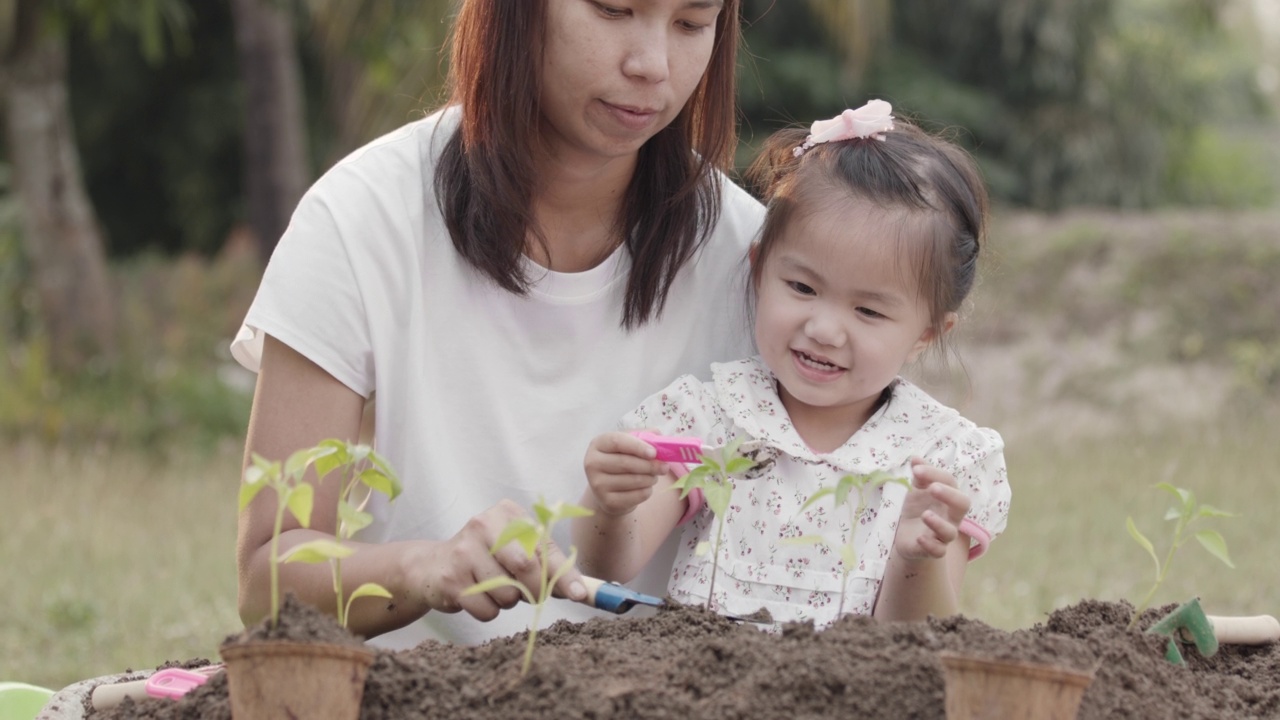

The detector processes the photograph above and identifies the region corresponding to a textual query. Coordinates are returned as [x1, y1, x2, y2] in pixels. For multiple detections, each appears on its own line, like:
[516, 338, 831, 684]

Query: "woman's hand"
[405, 499, 588, 622]
[895, 457, 971, 561]
[583, 431, 670, 516]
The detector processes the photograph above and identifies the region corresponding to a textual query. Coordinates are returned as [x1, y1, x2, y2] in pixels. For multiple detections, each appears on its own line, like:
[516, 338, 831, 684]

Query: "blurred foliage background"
[0, 0, 1275, 452]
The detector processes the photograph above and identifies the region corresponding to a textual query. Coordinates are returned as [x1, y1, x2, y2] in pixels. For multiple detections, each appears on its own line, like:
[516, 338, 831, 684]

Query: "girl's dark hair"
[435, 0, 742, 329]
[745, 114, 988, 344]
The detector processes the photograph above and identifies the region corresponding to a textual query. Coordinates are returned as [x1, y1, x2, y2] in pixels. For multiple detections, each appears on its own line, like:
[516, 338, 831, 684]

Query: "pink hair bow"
[792, 100, 895, 157]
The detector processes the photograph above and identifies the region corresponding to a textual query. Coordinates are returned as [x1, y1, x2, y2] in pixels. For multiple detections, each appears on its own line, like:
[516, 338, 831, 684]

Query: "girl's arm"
[872, 459, 972, 621]
[239, 335, 585, 638]
[573, 432, 687, 582]
[873, 531, 969, 621]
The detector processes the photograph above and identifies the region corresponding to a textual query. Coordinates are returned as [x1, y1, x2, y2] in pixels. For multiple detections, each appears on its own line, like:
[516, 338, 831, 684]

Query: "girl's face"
[753, 199, 952, 438]
[539, 0, 722, 165]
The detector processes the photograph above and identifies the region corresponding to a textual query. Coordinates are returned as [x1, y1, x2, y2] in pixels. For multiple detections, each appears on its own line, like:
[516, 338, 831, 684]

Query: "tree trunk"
[230, 0, 309, 263]
[2, 0, 117, 373]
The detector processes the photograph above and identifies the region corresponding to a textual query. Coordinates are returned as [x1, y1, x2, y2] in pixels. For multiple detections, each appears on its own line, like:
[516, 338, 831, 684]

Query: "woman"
[231, 0, 763, 649]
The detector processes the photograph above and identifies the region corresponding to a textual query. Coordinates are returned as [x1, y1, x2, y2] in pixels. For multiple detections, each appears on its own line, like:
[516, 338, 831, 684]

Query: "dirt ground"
[83, 594, 1280, 720]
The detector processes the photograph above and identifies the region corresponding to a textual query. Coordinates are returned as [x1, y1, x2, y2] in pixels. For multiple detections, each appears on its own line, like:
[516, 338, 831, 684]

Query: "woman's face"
[539, 0, 722, 165]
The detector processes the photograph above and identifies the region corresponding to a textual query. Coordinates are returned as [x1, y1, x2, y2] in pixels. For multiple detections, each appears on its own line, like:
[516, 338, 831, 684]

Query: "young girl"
[573, 100, 1010, 627]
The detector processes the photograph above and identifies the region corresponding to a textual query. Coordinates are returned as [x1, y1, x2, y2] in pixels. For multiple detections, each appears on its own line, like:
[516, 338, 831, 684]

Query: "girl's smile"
[791, 349, 846, 381]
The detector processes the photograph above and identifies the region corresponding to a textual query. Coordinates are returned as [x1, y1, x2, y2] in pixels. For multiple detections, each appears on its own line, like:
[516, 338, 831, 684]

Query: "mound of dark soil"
[92, 598, 1280, 720]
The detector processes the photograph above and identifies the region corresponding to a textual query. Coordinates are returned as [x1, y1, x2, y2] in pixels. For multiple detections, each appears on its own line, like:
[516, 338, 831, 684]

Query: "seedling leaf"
[243, 464, 266, 486]
[1126, 483, 1236, 631]
[242, 439, 403, 630]
[463, 576, 535, 604]
[359, 467, 400, 500]
[349, 583, 392, 602]
[1156, 482, 1193, 513]
[314, 450, 344, 480]
[285, 483, 314, 527]
[838, 545, 857, 569]
[283, 538, 353, 564]
[238, 479, 265, 511]
[1194, 530, 1235, 568]
[793, 472, 908, 617]
[800, 487, 835, 512]
[1126, 516, 1159, 572]
[465, 498, 593, 676]
[492, 518, 540, 557]
[555, 503, 595, 520]
[344, 582, 394, 624]
[702, 482, 732, 515]
[285, 445, 336, 480]
[338, 502, 373, 535]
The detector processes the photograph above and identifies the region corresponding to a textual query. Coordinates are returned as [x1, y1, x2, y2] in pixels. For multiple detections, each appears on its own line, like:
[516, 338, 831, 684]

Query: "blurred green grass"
[961, 421, 1280, 630]
[1, 442, 241, 690]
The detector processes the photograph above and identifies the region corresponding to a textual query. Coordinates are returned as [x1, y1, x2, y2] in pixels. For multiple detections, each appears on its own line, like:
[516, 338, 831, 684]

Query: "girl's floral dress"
[621, 356, 1010, 628]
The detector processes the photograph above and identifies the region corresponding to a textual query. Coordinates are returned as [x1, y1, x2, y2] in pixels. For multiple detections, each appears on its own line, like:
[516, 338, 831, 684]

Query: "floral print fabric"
[620, 356, 1010, 628]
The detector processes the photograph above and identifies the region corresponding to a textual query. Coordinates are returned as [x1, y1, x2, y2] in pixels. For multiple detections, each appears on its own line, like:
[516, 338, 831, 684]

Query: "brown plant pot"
[939, 651, 1095, 720]
[220, 640, 374, 720]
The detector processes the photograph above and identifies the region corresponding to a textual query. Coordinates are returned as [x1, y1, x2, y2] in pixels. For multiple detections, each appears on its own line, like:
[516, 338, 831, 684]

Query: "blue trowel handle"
[580, 575, 665, 614]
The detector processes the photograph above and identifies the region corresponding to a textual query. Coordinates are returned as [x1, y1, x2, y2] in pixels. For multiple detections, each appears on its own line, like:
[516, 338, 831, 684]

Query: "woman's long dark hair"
[435, 0, 742, 329]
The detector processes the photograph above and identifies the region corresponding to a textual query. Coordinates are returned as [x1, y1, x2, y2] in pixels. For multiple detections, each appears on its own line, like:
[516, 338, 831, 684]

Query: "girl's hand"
[895, 457, 971, 561]
[583, 431, 670, 516]
[404, 500, 586, 621]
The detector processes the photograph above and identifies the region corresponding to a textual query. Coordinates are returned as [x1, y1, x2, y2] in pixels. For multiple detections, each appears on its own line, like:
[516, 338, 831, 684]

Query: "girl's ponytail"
[744, 128, 810, 203]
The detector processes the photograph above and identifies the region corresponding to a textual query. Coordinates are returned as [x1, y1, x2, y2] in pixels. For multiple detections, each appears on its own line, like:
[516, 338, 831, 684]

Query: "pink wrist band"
[670, 462, 704, 526]
[958, 518, 991, 560]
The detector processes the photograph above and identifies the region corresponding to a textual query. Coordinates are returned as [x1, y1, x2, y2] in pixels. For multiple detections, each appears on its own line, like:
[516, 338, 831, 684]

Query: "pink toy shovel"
[90, 664, 222, 710]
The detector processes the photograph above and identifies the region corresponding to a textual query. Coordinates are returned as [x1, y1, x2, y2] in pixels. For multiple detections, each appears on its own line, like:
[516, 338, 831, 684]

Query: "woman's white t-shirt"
[230, 107, 766, 648]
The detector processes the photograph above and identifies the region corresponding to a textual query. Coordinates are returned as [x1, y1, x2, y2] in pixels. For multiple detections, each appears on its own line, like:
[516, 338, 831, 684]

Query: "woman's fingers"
[432, 499, 592, 621]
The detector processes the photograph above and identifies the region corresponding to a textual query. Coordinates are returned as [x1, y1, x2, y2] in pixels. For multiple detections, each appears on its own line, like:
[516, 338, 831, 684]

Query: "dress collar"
[711, 356, 950, 474]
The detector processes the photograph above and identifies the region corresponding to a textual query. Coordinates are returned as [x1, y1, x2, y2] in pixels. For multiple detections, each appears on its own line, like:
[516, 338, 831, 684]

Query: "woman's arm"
[239, 335, 586, 638]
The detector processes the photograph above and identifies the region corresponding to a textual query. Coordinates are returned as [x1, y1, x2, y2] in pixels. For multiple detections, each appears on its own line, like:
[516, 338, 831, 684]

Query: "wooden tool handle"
[1207, 615, 1280, 645]
[90, 678, 148, 710]
[578, 575, 604, 606]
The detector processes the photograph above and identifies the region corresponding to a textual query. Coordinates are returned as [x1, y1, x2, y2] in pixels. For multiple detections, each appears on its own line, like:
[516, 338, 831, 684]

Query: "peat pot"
[219, 641, 374, 720]
[939, 651, 1095, 720]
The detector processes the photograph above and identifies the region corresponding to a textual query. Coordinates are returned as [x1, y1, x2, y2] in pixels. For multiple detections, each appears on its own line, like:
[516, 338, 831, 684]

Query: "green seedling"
[463, 497, 594, 676]
[670, 437, 758, 611]
[1125, 482, 1235, 630]
[238, 440, 402, 629]
[787, 471, 909, 616]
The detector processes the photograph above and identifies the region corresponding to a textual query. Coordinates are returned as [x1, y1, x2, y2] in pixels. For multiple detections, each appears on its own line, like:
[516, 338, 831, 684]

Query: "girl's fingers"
[921, 509, 958, 543]
[588, 452, 669, 479]
[927, 483, 972, 519]
[594, 430, 658, 459]
[910, 459, 958, 489]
